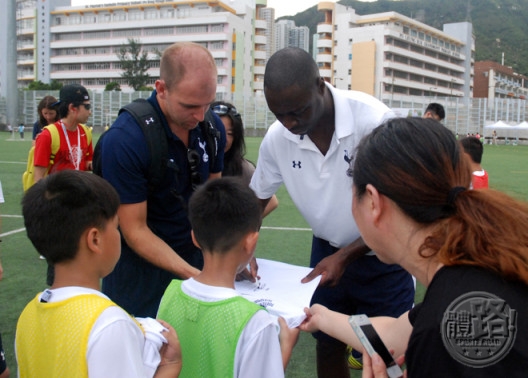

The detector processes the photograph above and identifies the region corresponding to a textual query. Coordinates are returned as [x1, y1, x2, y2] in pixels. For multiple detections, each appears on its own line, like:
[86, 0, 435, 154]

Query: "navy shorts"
[310, 236, 415, 344]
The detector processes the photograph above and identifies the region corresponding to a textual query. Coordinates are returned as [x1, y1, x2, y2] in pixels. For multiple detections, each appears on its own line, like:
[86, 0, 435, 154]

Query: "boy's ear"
[243, 231, 259, 255]
[85, 227, 103, 255]
[191, 230, 201, 249]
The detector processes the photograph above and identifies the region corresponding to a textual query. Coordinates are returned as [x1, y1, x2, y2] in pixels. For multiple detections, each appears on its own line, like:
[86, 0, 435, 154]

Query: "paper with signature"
[234, 258, 321, 328]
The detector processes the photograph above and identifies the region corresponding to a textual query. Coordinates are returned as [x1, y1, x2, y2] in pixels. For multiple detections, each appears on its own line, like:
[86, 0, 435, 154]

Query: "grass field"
[1, 133, 528, 377]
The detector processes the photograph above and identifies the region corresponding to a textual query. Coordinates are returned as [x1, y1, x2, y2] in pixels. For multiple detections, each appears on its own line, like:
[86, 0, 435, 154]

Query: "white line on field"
[261, 226, 311, 231]
[0, 227, 26, 238]
[0, 225, 311, 238]
[0, 161, 26, 164]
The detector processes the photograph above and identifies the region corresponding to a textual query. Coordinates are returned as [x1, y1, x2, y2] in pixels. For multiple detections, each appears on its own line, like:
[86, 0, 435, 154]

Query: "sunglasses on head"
[212, 104, 239, 117]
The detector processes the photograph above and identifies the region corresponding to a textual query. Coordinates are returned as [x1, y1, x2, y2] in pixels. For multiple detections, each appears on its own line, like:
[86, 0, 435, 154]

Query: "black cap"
[52, 84, 90, 106]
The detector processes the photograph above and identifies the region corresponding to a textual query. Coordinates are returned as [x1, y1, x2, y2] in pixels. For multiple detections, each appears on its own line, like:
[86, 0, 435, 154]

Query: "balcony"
[254, 35, 267, 45]
[317, 39, 333, 49]
[254, 19, 267, 30]
[317, 23, 333, 34]
[316, 54, 333, 64]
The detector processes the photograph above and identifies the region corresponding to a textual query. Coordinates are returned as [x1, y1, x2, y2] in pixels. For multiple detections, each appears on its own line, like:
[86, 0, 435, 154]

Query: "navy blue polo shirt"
[101, 91, 225, 250]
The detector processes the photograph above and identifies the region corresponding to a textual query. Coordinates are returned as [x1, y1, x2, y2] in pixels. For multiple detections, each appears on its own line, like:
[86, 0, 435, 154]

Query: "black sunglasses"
[79, 103, 91, 111]
[212, 104, 239, 117]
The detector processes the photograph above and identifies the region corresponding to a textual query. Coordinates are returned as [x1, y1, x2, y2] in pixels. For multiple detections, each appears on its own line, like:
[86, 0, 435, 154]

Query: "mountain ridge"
[279, 0, 528, 76]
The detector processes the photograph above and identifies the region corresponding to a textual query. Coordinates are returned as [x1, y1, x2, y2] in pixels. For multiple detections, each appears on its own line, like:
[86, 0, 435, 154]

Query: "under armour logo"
[145, 117, 155, 125]
[292, 161, 302, 169]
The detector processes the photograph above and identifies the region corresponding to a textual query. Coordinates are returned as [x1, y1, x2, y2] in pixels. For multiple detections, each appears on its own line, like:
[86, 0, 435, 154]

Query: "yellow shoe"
[346, 345, 363, 370]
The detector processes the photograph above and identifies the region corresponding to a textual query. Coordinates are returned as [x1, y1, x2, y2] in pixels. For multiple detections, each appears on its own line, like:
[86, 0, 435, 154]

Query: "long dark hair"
[353, 117, 528, 285]
[212, 101, 246, 177]
[38, 95, 59, 127]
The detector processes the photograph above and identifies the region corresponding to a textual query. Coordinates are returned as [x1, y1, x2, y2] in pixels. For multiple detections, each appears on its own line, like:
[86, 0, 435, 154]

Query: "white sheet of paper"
[235, 258, 321, 328]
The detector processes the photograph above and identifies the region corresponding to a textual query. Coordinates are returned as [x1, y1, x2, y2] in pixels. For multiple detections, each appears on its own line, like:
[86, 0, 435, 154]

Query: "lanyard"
[60, 121, 81, 170]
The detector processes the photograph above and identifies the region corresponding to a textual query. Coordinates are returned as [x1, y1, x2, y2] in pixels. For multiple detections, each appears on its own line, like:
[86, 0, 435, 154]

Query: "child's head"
[37, 95, 59, 127]
[188, 177, 261, 254]
[22, 170, 120, 264]
[424, 102, 445, 121]
[459, 136, 484, 164]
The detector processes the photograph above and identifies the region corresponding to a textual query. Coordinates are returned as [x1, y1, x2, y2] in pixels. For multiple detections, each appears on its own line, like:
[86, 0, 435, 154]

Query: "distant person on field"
[211, 101, 278, 217]
[18, 124, 25, 139]
[17, 170, 182, 378]
[460, 136, 488, 189]
[492, 129, 498, 145]
[157, 177, 299, 377]
[423, 102, 445, 121]
[32, 96, 59, 145]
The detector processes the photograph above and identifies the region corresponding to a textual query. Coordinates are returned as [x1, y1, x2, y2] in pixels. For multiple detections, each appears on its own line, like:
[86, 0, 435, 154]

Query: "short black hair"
[188, 177, 261, 253]
[425, 103, 445, 121]
[459, 136, 484, 164]
[22, 170, 120, 264]
[264, 47, 320, 93]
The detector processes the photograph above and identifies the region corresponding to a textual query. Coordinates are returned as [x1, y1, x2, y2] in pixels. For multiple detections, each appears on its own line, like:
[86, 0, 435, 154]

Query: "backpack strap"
[44, 124, 61, 165]
[118, 99, 168, 191]
[79, 124, 93, 147]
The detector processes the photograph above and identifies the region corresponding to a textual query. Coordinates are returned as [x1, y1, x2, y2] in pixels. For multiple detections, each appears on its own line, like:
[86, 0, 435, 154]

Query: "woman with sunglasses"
[212, 101, 278, 216]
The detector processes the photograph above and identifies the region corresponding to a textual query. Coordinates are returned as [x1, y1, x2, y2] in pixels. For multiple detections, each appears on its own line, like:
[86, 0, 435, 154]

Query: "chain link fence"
[2, 91, 528, 142]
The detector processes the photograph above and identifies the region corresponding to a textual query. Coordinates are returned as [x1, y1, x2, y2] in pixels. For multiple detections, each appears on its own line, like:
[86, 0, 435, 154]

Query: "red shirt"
[34, 122, 93, 174]
[472, 170, 489, 189]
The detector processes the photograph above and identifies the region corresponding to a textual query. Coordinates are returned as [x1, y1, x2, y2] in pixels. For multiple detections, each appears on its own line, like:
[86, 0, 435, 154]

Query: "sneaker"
[39, 255, 46, 260]
[346, 345, 363, 370]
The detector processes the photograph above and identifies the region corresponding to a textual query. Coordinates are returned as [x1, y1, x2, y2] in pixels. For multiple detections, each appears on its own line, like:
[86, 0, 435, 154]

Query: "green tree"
[117, 38, 151, 91]
[105, 81, 122, 91]
[26, 80, 63, 90]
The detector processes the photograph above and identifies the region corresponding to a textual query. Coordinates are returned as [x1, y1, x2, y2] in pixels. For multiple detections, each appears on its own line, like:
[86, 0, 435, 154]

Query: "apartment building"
[275, 20, 309, 52]
[316, 2, 474, 100]
[474, 60, 528, 101]
[4, 0, 276, 96]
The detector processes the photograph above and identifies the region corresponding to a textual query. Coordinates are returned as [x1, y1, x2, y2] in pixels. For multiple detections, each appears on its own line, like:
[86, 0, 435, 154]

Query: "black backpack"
[93, 98, 220, 193]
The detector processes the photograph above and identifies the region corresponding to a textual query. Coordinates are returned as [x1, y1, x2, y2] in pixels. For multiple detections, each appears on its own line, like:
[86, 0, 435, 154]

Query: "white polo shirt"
[250, 84, 394, 249]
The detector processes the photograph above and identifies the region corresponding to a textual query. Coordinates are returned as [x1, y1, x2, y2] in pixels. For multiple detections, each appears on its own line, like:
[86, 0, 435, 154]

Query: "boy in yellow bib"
[16, 170, 182, 378]
[157, 177, 299, 378]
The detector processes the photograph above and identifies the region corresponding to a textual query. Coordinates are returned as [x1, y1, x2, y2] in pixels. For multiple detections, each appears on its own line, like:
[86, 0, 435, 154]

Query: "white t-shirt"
[16, 287, 163, 378]
[250, 84, 394, 248]
[180, 278, 285, 378]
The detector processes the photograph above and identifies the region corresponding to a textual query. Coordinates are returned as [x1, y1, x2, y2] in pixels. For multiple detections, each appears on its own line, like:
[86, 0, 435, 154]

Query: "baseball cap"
[52, 84, 90, 106]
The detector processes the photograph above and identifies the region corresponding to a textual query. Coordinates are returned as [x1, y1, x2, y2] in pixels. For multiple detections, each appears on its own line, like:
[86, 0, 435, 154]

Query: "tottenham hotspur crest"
[198, 139, 209, 163]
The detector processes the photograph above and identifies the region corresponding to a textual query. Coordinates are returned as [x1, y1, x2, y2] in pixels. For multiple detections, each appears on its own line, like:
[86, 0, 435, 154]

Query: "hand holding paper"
[235, 258, 321, 328]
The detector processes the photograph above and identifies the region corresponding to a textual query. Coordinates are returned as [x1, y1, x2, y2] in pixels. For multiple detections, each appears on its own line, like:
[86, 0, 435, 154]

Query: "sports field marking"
[0, 227, 26, 238]
[261, 226, 311, 231]
[0, 223, 311, 239]
[0, 161, 26, 164]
